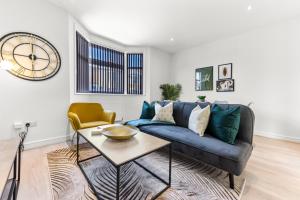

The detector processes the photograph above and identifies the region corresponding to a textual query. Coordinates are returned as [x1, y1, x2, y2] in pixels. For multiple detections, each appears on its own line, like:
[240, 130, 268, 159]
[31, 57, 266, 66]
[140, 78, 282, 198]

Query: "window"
[89, 43, 124, 94]
[76, 32, 143, 94]
[127, 53, 143, 94]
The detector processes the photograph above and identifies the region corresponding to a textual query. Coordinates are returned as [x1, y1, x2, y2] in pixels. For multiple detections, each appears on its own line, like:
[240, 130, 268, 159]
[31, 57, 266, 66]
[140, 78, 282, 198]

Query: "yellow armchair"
[68, 103, 116, 131]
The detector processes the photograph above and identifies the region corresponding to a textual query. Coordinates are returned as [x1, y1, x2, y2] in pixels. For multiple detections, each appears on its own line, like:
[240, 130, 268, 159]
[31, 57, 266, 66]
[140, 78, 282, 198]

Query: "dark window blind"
[90, 44, 124, 93]
[127, 53, 143, 94]
[76, 32, 89, 93]
[76, 32, 143, 95]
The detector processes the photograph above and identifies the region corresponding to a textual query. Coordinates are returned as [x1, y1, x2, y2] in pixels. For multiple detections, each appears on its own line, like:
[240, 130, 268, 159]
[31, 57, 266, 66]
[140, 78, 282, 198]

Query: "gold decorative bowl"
[101, 125, 139, 140]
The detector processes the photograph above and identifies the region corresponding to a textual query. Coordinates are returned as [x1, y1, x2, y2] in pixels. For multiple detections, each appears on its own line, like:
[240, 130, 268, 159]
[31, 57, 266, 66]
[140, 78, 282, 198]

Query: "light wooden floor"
[17, 136, 300, 200]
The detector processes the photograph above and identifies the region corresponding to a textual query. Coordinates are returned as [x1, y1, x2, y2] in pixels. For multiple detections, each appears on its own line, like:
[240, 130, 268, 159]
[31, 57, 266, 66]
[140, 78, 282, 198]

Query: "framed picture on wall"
[216, 79, 234, 92]
[218, 63, 232, 80]
[195, 66, 213, 91]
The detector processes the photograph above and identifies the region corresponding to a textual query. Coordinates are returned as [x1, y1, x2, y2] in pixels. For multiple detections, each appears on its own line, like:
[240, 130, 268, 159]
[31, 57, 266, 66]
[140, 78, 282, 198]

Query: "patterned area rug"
[47, 145, 245, 200]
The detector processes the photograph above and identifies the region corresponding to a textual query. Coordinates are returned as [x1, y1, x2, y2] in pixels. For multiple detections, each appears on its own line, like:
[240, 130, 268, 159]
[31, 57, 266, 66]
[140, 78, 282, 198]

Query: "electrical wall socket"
[14, 122, 24, 129]
[14, 121, 37, 130]
[25, 121, 37, 127]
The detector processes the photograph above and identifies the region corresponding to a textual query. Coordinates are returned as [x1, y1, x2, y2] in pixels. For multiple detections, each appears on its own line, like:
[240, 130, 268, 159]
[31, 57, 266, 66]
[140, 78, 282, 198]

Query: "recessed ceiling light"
[170, 38, 174, 42]
[247, 5, 252, 11]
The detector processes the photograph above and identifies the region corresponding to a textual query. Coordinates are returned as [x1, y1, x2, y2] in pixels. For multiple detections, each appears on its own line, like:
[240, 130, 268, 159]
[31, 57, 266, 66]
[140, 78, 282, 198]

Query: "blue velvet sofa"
[137, 101, 255, 189]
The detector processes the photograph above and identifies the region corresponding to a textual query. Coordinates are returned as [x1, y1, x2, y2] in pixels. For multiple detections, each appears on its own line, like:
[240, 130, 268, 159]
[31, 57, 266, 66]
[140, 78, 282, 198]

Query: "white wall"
[171, 18, 300, 140]
[0, 0, 70, 147]
[149, 48, 172, 101]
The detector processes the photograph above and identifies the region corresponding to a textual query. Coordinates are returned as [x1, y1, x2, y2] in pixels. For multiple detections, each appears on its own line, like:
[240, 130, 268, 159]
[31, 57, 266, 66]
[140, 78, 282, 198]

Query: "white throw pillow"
[188, 105, 210, 136]
[152, 102, 175, 123]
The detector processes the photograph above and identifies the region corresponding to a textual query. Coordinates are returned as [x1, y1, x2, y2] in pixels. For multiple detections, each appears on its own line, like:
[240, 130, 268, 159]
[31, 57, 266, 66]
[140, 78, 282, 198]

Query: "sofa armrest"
[103, 110, 116, 124]
[68, 112, 81, 131]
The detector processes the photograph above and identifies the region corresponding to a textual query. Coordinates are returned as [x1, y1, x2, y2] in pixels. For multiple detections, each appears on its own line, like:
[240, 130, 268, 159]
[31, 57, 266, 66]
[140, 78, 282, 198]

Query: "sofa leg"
[229, 173, 234, 189]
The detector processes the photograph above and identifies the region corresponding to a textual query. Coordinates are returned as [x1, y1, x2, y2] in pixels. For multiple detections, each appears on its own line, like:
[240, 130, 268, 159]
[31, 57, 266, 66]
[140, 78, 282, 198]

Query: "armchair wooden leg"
[229, 173, 234, 189]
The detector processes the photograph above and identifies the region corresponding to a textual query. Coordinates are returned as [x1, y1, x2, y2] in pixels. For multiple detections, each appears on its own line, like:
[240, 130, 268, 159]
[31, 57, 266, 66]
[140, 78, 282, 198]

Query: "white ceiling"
[48, 0, 300, 53]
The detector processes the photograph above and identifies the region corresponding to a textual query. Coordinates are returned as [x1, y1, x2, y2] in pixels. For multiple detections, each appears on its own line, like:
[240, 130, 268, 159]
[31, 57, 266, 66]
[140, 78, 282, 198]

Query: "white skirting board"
[23, 131, 300, 150]
[255, 131, 300, 143]
[24, 134, 71, 150]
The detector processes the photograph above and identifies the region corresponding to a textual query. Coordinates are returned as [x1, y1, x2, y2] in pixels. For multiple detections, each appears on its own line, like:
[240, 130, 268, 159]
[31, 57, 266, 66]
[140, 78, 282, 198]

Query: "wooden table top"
[0, 138, 20, 197]
[78, 126, 170, 166]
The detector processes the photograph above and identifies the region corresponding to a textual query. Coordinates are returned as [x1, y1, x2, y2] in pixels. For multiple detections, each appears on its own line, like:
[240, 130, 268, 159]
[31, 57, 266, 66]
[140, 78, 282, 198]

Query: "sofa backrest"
[160, 101, 210, 127]
[160, 101, 255, 144]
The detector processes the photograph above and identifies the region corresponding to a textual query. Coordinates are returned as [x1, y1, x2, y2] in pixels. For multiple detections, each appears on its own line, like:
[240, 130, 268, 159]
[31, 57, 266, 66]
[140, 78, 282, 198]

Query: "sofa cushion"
[188, 105, 210, 136]
[152, 102, 175, 123]
[140, 101, 155, 119]
[139, 125, 252, 175]
[212, 104, 254, 144]
[208, 104, 241, 144]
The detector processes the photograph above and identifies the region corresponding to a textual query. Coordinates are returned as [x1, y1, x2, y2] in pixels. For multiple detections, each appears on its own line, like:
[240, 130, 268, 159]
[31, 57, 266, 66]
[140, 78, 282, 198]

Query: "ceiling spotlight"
[247, 5, 252, 11]
[170, 38, 174, 42]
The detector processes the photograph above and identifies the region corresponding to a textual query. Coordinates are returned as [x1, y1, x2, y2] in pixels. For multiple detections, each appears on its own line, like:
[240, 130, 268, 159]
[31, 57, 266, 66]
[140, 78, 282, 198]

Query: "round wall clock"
[0, 32, 61, 81]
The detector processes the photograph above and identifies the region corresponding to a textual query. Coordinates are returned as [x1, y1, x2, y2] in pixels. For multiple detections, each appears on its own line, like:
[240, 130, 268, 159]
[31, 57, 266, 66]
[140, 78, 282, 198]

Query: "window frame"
[74, 31, 146, 96]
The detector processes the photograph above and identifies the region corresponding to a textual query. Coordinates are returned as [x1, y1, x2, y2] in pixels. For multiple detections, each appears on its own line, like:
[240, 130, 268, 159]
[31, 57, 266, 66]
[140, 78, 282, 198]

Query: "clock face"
[0, 32, 61, 81]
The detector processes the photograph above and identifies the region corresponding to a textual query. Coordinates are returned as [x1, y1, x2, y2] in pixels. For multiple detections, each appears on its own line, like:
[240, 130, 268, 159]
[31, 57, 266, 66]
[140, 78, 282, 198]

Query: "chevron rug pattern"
[47, 145, 245, 200]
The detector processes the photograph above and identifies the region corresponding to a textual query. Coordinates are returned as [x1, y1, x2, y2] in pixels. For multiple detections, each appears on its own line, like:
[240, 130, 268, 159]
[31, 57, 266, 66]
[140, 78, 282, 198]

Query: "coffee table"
[76, 126, 172, 200]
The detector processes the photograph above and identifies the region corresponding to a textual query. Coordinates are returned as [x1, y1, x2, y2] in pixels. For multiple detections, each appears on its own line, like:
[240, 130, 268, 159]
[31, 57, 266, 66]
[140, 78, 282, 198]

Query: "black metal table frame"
[76, 132, 172, 200]
[0, 142, 22, 200]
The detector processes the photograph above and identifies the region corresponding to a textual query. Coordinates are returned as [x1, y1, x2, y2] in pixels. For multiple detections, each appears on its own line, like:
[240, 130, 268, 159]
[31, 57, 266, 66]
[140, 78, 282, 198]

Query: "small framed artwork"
[218, 63, 232, 80]
[195, 66, 213, 91]
[216, 79, 234, 92]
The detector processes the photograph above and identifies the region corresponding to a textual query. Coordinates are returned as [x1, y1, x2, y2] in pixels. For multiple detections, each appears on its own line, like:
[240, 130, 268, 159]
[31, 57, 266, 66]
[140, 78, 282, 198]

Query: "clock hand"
[35, 57, 49, 61]
[14, 53, 48, 61]
[31, 42, 34, 71]
[14, 53, 29, 57]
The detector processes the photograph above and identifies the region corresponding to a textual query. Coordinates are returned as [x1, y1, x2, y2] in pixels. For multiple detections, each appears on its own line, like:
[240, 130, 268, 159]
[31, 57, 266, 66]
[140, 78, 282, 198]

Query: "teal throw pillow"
[208, 104, 241, 144]
[140, 101, 156, 119]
